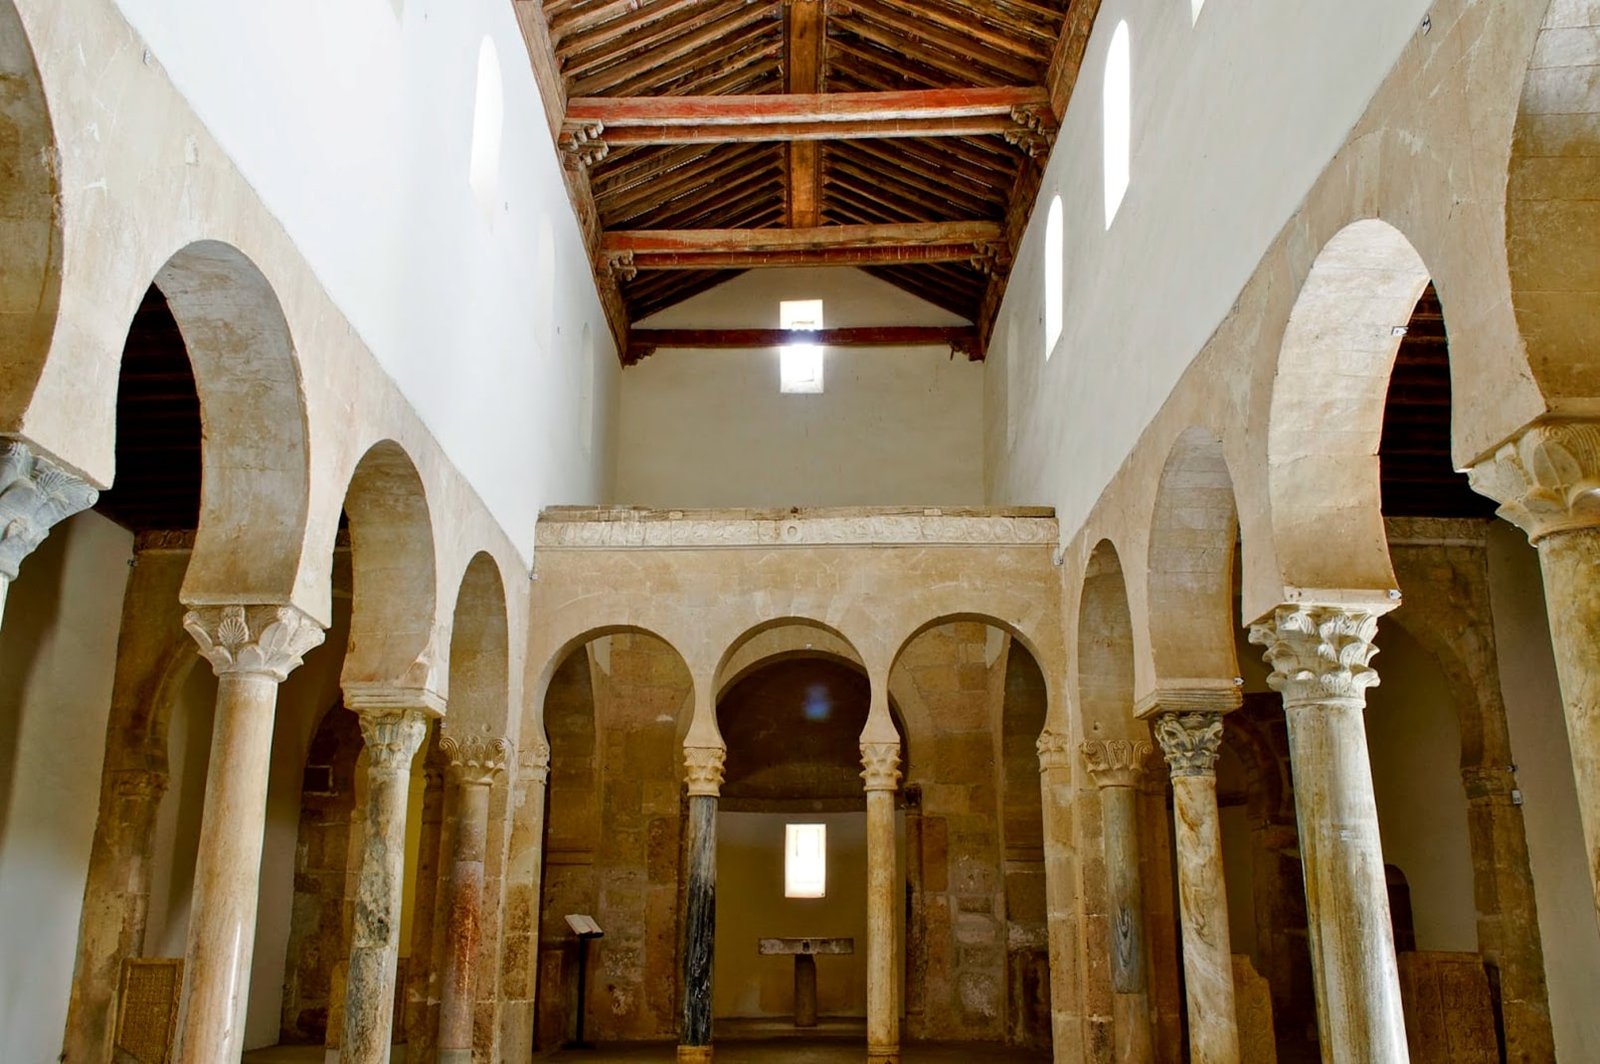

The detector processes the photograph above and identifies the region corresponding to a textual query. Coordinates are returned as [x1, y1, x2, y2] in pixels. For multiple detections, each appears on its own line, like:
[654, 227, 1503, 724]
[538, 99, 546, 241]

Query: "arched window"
[1191, 0, 1205, 22]
[469, 37, 504, 223]
[1103, 21, 1131, 228]
[1044, 195, 1063, 360]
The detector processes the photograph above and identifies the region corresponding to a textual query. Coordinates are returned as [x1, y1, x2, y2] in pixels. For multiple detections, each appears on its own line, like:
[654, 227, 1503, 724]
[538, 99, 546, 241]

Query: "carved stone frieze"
[1468, 421, 1600, 542]
[860, 741, 902, 792]
[684, 744, 727, 798]
[439, 734, 512, 787]
[1248, 605, 1381, 708]
[1036, 729, 1072, 772]
[183, 604, 326, 682]
[1080, 738, 1154, 788]
[0, 441, 99, 580]
[1153, 712, 1225, 778]
[536, 506, 1058, 550]
[357, 710, 430, 773]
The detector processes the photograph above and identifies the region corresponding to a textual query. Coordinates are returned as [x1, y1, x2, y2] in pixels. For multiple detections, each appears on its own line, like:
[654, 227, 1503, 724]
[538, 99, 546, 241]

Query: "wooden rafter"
[786, 0, 826, 227]
[602, 222, 1007, 272]
[624, 325, 983, 366]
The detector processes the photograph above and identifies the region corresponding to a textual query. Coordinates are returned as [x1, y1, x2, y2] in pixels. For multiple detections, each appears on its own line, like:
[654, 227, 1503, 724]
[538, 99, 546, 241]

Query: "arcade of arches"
[4, 2, 1600, 1064]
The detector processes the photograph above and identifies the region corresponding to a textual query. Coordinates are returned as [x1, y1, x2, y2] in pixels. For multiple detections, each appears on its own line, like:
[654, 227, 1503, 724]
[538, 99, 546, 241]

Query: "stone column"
[1081, 739, 1155, 1064]
[861, 740, 902, 1064]
[1471, 422, 1600, 927]
[62, 767, 169, 1062]
[337, 705, 433, 1064]
[500, 738, 551, 1060]
[1249, 605, 1407, 1063]
[0, 440, 98, 625]
[175, 604, 325, 1064]
[436, 734, 510, 1064]
[1037, 729, 1085, 1063]
[1151, 708, 1239, 1064]
[679, 744, 725, 1064]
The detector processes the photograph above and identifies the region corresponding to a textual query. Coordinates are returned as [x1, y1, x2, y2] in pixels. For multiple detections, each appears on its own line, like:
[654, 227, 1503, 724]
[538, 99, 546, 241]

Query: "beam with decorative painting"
[601, 222, 1009, 274]
[560, 87, 1055, 152]
[623, 326, 984, 366]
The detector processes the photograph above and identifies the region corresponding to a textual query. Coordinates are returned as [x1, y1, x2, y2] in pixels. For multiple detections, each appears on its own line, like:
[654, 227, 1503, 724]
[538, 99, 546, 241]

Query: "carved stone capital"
[0, 441, 99, 580]
[523, 738, 552, 786]
[183, 604, 325, 682]
[559, 119, 610, 169]
[1468, 422, 1600, 543]
[1036, 729, 1072, 773]
[1080, 739, 1154, 788]
[356, 710, 430, 774]
[860, 741, 902, 792]
[685, 744, 727, 798]
[1248, 606, 1381, 709]
[439, 734, 511, 787]
[1153, 712, 1225, 779]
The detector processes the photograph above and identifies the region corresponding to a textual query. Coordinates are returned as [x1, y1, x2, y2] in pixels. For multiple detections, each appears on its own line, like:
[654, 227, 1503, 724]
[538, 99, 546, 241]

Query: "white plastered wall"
[0, 512, 132, 1063]
[616, 268, 983, 508]
[101, 0, 615, 553]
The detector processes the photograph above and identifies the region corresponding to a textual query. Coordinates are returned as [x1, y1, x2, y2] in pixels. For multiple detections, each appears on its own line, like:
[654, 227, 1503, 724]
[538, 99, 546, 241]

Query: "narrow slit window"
[1191, 0, 1205, 22]
[1103, 21, 1131, 228]
[779, 299, 826, 394]
[469, 37, 504, 223]
[785, 823, 827, 899]
[1044, 195, 1064, 360]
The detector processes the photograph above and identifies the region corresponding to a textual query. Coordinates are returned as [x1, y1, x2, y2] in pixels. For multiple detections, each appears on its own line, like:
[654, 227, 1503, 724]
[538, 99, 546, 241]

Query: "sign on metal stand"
[564, 914, 604, 1050]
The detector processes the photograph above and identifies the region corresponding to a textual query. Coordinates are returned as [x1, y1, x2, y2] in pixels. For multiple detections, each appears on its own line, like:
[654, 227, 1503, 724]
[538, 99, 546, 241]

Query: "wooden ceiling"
[512, 0, 1101, 363]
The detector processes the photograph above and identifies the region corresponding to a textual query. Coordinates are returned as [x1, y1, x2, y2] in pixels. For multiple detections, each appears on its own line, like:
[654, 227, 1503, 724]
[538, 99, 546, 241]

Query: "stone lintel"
[1133, 682, 1242, 720]
[536, 504, 1058, 551]
[342, 682, 447, 718]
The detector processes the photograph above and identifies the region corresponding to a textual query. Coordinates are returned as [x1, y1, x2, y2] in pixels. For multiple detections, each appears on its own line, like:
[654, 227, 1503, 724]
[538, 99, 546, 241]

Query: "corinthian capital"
[439, 734, 511, 787]
[1153, 713, 1225, 778]
[357, 710, 429, 773]
[184, 604, 325, 682]
[1036, 729, 1072, 772]
[1248, 606, 1380, 708]
[523, 737, 552, 786]
[860, 742, 902, 792]
[1080, 739, 1154, 788]
[685, 745, 726, 798]
[0, 441, 98, 580]
[1468, 422, 1600, 542]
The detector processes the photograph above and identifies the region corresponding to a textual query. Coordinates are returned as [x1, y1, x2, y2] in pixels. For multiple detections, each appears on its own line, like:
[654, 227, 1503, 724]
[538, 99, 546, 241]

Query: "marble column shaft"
[862, 741, 902, 1064]
[62, 767, 169, 1063]
[679, 745, 725, 1064]
[1250, 605, 1408, 1064]
[339, 709, 431, 1064]
[1470, 422, 1600, 929]
[0, 440, 99, 628]
[437, 735, 510, 1064]
[1152, 709, 1239, 1064]
[1082, 739, 1154, 1064]
[175, 605, 325, 1064]
[1037, 730, 1086, 1063]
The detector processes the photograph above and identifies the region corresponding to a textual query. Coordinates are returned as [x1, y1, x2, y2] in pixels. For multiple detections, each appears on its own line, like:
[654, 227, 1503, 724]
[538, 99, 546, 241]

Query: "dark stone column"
[678, 746, 724, 1063]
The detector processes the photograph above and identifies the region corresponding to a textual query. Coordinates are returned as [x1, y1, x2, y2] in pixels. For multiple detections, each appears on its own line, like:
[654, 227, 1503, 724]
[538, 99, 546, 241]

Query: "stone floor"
[244, 1039, 1050, 1063]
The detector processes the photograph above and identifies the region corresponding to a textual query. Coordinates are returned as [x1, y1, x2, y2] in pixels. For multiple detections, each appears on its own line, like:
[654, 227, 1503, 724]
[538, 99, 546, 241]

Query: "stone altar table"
[759, 937, 855, 1027]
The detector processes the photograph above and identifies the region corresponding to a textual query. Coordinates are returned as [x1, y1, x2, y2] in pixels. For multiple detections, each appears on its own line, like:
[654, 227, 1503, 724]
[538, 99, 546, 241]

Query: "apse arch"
[1146, 427, 1242, 685]
[0, 0, 63, 431]
[142, 241, 316, 615]
[1076, 539, 1137, 734]
[337, 440, 440, 694]
[1263, 218, 1429, 611]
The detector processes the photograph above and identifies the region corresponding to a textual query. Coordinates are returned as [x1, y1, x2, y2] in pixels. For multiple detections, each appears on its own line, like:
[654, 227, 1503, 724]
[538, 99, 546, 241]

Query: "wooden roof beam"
[786, 0, 827, 228]
[560, 87, 1055, 153]
[601, 221, 1007, 272]
[625, 326, 984, 366]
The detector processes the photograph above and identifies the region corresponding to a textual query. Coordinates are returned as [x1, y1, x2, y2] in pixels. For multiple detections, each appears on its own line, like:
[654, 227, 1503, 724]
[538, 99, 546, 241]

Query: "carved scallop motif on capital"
[1468, 422, 1600, 543]
[685, 745, 727, 798]
[860, 742, 902, 792]
[1152, 713, 1224, 779]
[1080, 739, 1154, 788]
[1247, 606, 1380, 708]
[1036, 730, 1073, 773]
[357, 710, 430, 773]
[183, 604, 326, 682]
[0, 441, 99, 581]
[440, 734, 512, 787]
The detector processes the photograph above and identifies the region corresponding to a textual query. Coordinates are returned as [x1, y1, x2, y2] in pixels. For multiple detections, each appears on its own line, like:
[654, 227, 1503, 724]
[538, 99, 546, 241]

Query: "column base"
[677, 1045, 714, 1063]
[867, 1046, 900, 1064]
